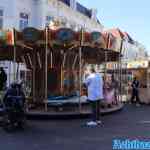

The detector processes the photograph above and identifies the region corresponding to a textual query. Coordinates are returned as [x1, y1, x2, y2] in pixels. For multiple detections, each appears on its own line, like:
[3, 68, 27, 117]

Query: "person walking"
[0, 67, 7, 91]
[84, 68, 103, 126]
[130, 77, 141, 106]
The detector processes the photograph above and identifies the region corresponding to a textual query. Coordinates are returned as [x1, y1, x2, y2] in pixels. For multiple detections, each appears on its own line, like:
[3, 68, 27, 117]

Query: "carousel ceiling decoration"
[14, 27, 123, 52]
[0, 27, 134, 54]
[22, 27, 40, 43]
[0, 30, 13, 45]
[56, 28, 75, 43]
[90, 31, 106, 48]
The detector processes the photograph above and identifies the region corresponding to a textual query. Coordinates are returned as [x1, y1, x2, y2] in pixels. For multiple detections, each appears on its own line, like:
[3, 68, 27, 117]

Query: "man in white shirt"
[84, 68, 103, 126]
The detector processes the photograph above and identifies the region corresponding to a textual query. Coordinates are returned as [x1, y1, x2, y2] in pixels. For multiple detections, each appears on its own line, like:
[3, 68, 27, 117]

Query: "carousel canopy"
[103, 28, 125, 52]
[105, 28, 124, 39]
[0, 27, 121, 64]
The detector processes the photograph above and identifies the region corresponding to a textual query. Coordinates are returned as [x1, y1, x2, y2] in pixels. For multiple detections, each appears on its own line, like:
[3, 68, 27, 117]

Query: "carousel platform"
[0, 96, 124, 120]
[26, 102, 123, 120]
[0, 103, 124, 120]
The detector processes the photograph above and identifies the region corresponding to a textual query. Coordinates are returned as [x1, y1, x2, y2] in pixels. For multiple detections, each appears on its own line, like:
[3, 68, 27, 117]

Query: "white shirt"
[84, 73, 104, 101]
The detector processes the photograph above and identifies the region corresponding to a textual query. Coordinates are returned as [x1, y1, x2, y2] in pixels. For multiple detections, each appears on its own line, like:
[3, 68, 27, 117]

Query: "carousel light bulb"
[49, 21, 55, 29]
[49, 21, 54, 26]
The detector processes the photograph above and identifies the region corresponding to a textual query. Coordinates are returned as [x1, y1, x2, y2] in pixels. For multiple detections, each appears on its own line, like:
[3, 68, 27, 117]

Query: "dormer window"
[19, 12, 29, 30]
[0, 9, 4, 29]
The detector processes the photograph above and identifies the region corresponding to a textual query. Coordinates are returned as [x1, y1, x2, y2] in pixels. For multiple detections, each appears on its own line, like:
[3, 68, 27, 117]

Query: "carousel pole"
[104, 50, 108, 76]
[61, 51, 66, 95]
[119, 39, 124, 102]
[33, 51, 36, 103]
[72, 54, 78, 70]
[78, 29, 83, 113]
[60, 64, 63, 95]
[49, 28, 53, 68]
[104, 33, 110, 79]
[124, 41, 129, 102]
[50, 50, 53, 68]
[45, 27, 48, 111]
[147, 63, 150, 101]
[16, 63, 19, 82]
[12, 28, 17, 82]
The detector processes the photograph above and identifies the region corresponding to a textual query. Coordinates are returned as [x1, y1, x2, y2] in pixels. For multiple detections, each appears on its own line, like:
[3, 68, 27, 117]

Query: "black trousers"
[130, 90, 140, 103]
[90, 100, 100, 121]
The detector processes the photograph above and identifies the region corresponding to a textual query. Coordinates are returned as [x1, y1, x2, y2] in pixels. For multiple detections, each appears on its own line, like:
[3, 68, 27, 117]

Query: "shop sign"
[127, 60, 148, 69]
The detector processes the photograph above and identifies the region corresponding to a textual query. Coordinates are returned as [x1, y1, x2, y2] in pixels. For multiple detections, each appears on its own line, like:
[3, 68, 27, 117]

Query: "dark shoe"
[96, 120, 102, 125]
[136, 103, 141, 107]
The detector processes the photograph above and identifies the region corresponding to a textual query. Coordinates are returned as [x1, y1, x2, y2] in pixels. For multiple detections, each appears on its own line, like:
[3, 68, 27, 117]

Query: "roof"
[123, 32, 135, 44]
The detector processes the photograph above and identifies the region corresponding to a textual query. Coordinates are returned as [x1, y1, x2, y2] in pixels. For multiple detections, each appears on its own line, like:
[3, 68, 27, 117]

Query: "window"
[59, 0, 70, 6]
[76, 3, 91, 18]
[45, 16, 53, 27]
[0, 9, 4, 29]
[0, 19, 3, 29]
[19, 12, 29, 30]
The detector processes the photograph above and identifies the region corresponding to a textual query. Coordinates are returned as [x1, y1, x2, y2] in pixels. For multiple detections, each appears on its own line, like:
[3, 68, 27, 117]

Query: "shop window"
[19, 12, 29, 30]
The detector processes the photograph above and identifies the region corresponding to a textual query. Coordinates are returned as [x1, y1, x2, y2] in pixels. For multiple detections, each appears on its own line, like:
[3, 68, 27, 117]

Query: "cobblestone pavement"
[0, 104, 150, 150]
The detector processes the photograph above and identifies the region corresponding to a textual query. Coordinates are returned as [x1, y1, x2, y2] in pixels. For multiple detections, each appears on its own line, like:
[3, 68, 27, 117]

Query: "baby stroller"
[2, 83, 26, 131]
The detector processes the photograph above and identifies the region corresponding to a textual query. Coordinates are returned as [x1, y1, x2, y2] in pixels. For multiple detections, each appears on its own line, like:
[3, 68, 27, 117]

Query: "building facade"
[0, 0, 103, 31]
[122, 40, 148, 62]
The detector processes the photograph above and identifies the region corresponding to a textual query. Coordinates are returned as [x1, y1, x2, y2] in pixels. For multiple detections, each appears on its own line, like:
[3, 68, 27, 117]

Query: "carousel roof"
[104, 28, 124, 39]
[0, 27, 121, 64]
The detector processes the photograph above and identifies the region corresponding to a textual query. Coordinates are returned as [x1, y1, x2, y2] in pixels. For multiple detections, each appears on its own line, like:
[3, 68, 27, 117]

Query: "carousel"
[0, 27, 123, 116]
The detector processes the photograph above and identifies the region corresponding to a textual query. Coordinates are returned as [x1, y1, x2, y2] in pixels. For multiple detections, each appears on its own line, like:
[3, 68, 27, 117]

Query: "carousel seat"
[48, 96, 69, 100]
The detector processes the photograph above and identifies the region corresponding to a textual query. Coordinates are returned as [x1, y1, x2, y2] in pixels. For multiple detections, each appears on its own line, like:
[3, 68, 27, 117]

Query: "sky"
[78, 0, 150, 52]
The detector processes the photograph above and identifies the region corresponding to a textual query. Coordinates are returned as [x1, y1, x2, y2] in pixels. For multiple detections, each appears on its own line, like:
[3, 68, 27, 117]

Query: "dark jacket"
[0, 69, 7, 90]
[131, 80, 140, 91]
[3, 85, 25, 108]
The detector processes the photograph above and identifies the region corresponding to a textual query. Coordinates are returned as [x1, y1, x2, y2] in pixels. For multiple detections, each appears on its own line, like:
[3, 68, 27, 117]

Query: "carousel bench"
[44, 96, 87, 111]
